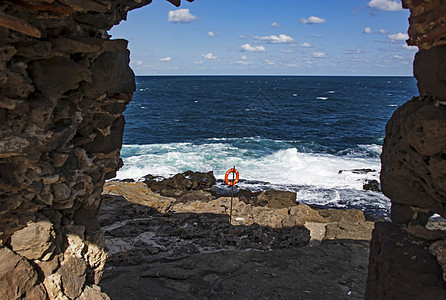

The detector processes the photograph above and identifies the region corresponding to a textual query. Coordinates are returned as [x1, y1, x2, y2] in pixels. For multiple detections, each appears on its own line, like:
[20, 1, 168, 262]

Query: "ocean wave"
[116, 142, 381, 190]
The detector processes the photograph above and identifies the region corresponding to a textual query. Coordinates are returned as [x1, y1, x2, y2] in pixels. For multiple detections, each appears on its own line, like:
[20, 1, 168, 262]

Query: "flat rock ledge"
[98, 181, 375, 299]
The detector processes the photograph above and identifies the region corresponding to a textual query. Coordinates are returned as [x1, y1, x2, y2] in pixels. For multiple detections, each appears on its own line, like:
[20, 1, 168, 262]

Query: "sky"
[109, 0, 416, 76]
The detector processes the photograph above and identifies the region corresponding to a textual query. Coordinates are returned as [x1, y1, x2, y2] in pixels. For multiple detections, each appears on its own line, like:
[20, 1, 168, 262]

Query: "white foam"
[116, 143, 381, 191]
[317, 97, 328, 100]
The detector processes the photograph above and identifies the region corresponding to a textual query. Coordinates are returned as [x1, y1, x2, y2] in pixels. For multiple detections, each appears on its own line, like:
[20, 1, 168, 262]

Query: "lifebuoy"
[225, 168, 239, 186]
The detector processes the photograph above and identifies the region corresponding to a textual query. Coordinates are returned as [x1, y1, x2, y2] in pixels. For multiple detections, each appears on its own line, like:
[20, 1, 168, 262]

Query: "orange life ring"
[225, 168, 239, 186]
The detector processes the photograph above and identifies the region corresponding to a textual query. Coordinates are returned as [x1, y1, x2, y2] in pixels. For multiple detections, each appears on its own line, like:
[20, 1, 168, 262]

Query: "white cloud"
[364, 27, 373, 34]
[236, 57, 252, 65]
[131, 60, 143, 66]
[271, 22, 280, 27]
[241, 44, 267, 52]
[208, 31, 215, 37]
[402, 44, 417, 51]
[300, 42, 312, 47]
[281, 49, 292, 53]
[202, 52, 218, 60]
[379, 29, 388, 34]
[194, 60, 203, 64]
[388, 32, 409, 41]
[237, 55, 251, 65]
[168, 9, 197, 23]
[160, 57, 172, 62]
[393, 54, 404, 59]
[239, 35, 248, 40]
[312, 52, 326, 58]
[368, 0, 403, 11]
[345, 49, 362, 54]
[300, 16, 326, 24]
[254, 34, 294, 43]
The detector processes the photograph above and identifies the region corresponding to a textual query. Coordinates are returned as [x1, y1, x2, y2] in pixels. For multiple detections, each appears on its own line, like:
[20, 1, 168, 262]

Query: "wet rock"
[144, 171, 217, 198]
[338, 168, 376, 174]
[363, 179, 380, 192]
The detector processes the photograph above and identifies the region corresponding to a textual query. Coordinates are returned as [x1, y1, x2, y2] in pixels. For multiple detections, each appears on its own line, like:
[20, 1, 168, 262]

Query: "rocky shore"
[98, 171, 375, 299]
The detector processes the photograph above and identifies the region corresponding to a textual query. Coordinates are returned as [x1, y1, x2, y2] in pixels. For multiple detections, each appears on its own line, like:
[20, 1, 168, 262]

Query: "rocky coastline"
[98, 171, 376, 299]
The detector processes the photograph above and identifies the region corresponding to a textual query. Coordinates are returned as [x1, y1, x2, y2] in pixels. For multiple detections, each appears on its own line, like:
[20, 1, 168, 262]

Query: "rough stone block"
[381, 96, 446, 218]
[10, 219, 55, 260]
[414, 45, 446, 100]
[366, 222, 446, 299]
[30, 56, 92, 101]
[0, 247, 47, 299]
[82, 50, 135, 99]
[57, 255, 87, 299]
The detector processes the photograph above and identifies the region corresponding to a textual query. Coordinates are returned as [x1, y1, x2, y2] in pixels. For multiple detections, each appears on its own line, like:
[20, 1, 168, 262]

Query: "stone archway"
[0, 0, 445, 299]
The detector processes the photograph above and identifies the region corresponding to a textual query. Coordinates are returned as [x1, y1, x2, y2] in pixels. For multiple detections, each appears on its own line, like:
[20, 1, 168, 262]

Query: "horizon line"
[134, 74, 415, 77]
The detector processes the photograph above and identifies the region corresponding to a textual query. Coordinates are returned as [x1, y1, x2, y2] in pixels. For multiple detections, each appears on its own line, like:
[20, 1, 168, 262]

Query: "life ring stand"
[224, 168, 239, 186]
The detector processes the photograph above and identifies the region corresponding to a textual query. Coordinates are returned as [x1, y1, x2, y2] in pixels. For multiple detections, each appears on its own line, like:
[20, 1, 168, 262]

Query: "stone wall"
[0, 0, 191, 298]
[1, 0, 445, 299]
[367, 0, 446, 298]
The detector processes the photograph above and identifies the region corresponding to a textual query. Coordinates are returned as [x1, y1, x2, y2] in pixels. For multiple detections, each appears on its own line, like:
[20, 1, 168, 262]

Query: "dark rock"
[363, 179, 380, 192]
[338, 168, 376, 174]
[381, 96, 446, 219]
[82, 50, 135, 98]
[144, 171, 217, 198]
[366, 222, 446, 299]
[29, 56, 92, 101]
[84, 115, 125, 153]
[414, 45, 446, 100]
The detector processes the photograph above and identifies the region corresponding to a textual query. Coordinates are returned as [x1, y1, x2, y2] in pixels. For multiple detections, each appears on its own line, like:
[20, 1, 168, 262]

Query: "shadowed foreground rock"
[99, 181, 374, 299]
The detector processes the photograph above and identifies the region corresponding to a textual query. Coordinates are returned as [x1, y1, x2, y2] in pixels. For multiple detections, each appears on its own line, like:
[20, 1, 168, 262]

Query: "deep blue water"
[117, 76, 418, 217]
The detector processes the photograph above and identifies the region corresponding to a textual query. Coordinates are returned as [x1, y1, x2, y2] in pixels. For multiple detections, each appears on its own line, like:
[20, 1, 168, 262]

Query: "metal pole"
[230, 166, 235, 224]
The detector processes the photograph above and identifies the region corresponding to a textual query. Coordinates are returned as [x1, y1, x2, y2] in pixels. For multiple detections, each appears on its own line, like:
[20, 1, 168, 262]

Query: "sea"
[114, 76, 418, 219]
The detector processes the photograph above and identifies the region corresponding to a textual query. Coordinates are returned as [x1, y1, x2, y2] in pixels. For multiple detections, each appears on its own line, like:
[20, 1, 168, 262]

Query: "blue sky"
[109, 0, 416, 76]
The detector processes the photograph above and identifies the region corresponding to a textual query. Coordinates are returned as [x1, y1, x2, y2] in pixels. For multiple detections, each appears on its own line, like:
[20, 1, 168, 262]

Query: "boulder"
[381, 96, 446, 219]
[57, 256, 87, 299]
[414, 45, 446, 100]
[256, 190, 297, 208]
[144, 171, 217, 198]
[10, 219, 55, 260]
[363, 179, 380, 192]
[0, 247, 47, 299]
